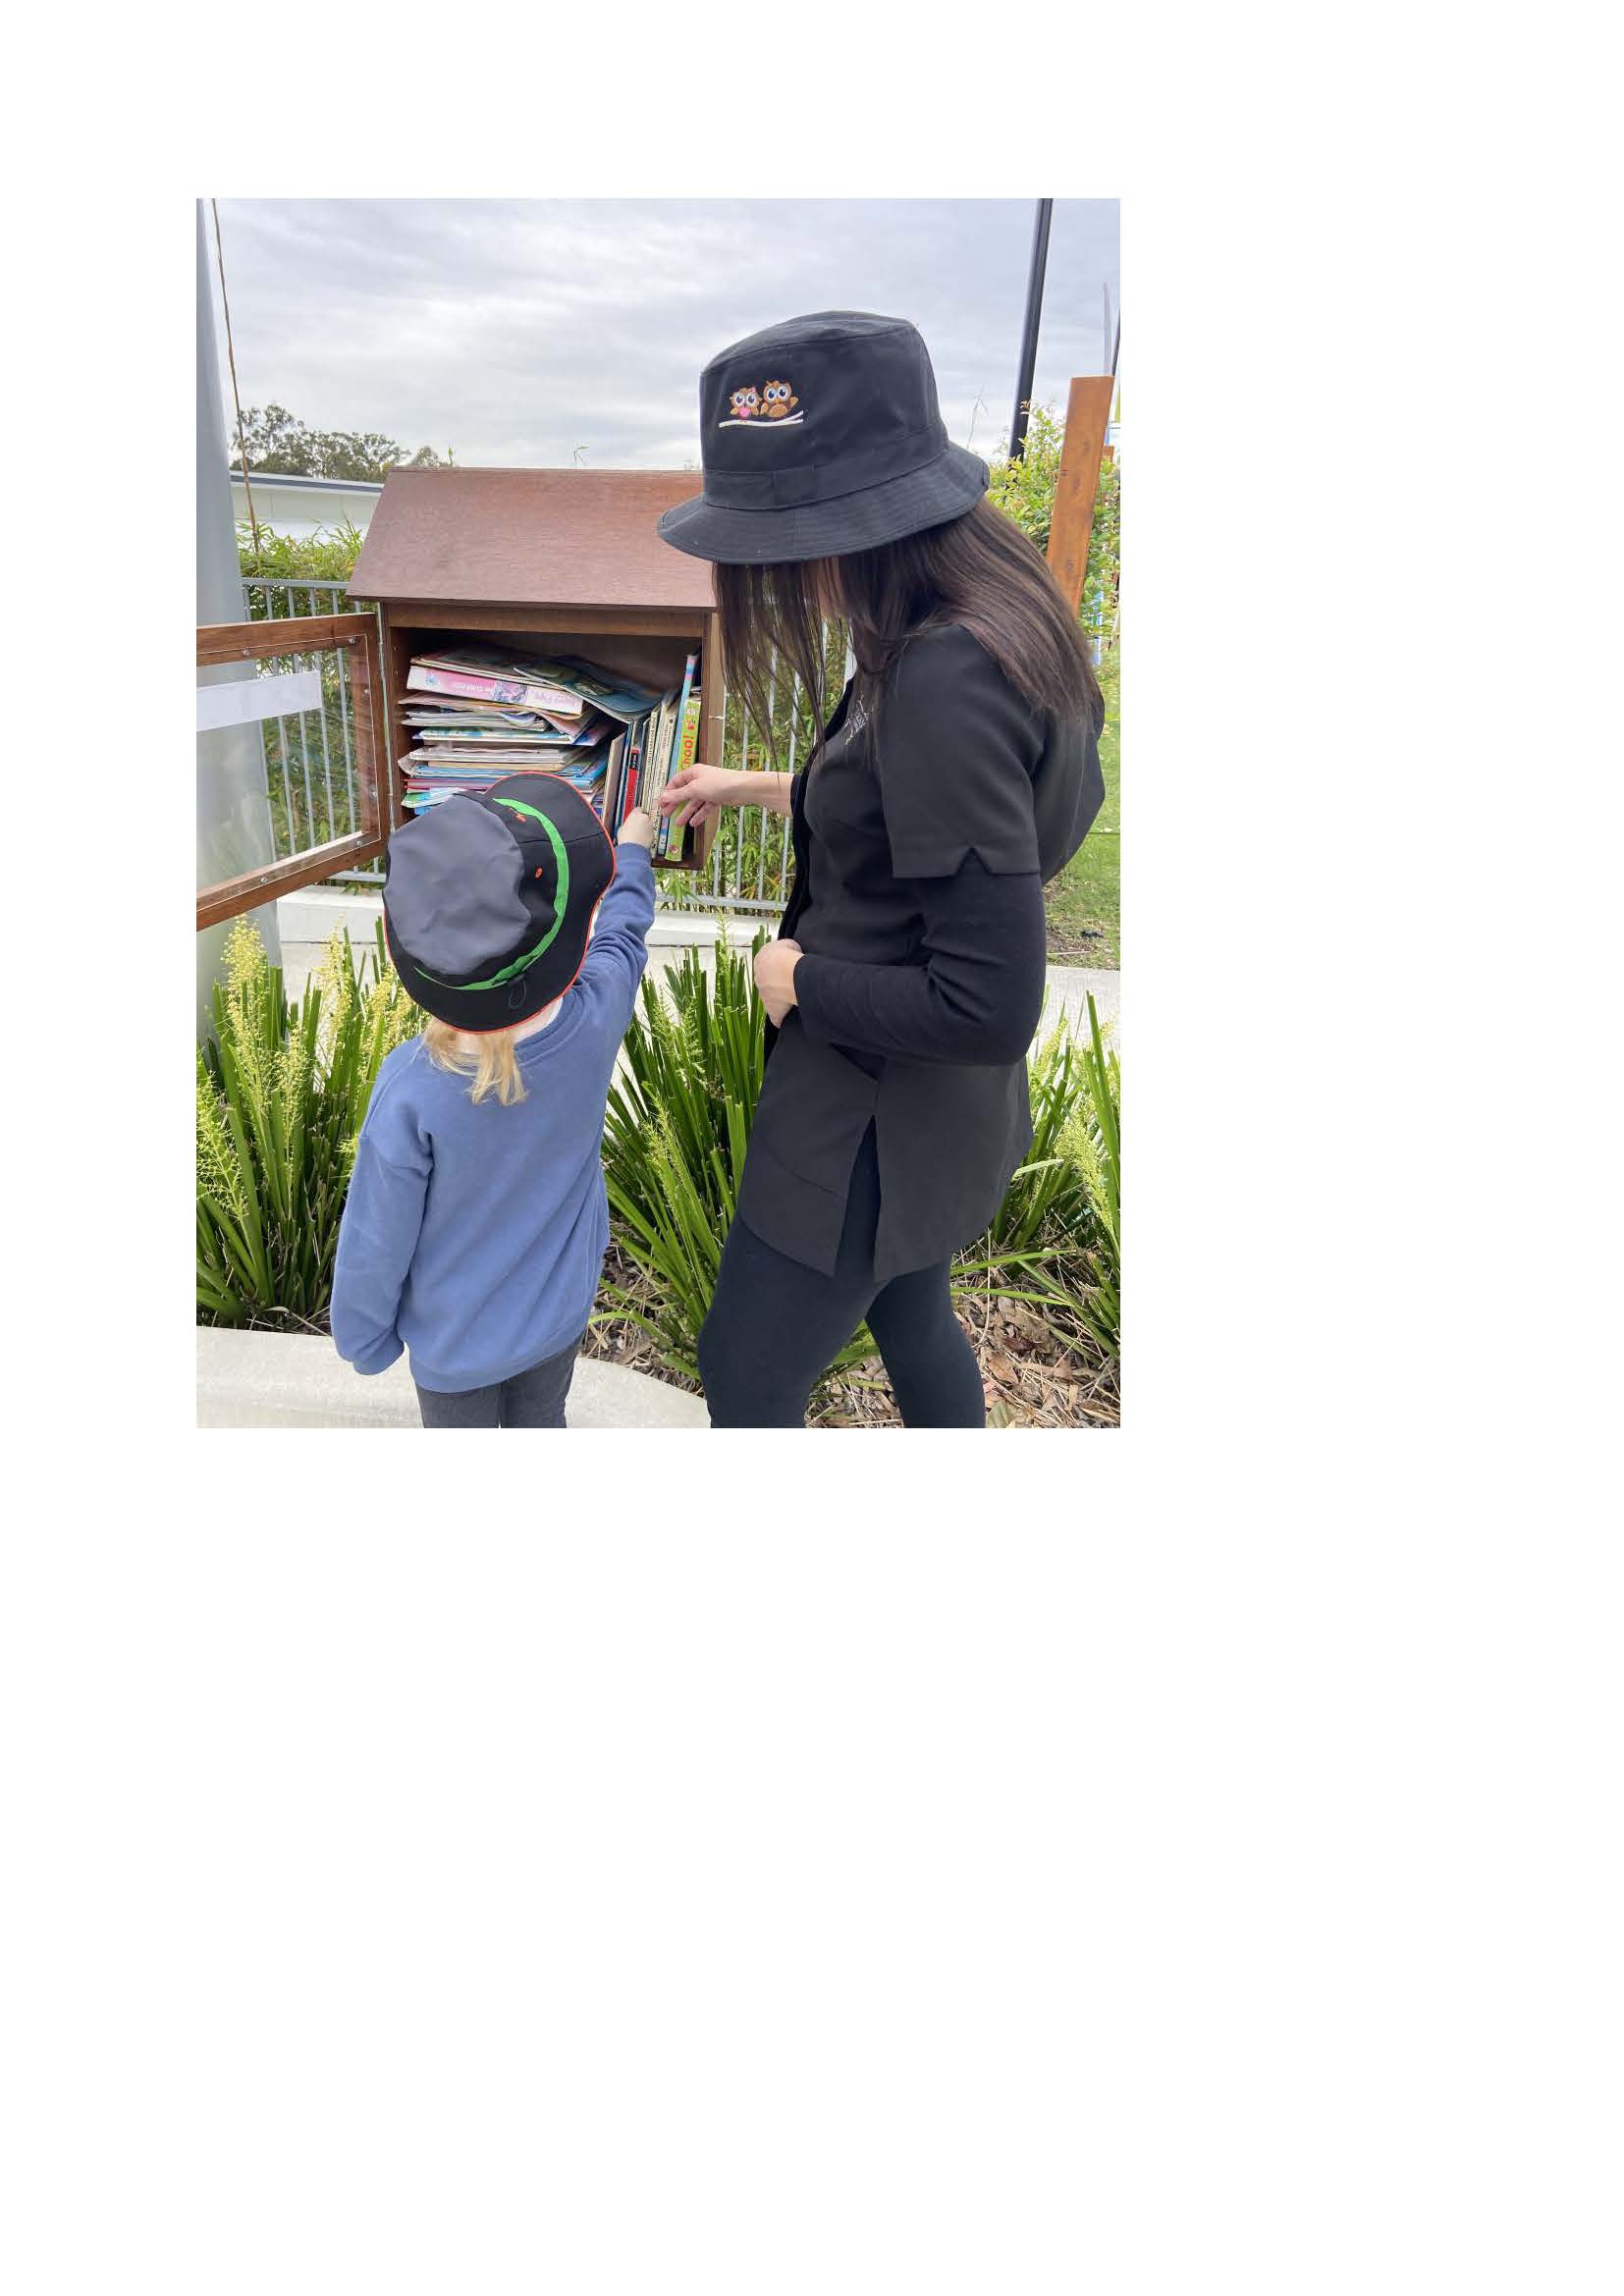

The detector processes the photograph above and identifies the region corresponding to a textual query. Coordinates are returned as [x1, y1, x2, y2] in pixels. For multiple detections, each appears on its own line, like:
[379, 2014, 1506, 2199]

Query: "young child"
[332, 773, 657, 1427]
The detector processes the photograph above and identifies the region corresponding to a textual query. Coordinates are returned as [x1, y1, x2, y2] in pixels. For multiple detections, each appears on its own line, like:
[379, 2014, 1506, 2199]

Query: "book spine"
[601, 731, 626, 826]
[648, 657, 697, 860]
[641, 701, 671, 822]
[658, 686, 704, 860]
[622, 718, 645, 827]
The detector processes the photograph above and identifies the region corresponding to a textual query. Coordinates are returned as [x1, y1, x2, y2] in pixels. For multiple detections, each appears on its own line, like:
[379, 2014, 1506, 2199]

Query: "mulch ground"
[1044, 921, 1114, 965]
[581, 1245, 1119, 1430]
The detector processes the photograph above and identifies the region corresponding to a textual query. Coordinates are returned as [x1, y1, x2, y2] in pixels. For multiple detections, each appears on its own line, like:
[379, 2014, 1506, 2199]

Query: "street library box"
[349, 466, 724, 870]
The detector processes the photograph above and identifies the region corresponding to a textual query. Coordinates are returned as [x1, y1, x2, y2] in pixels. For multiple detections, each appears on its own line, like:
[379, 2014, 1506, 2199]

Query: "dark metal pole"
[1007, 197, 1054, 461]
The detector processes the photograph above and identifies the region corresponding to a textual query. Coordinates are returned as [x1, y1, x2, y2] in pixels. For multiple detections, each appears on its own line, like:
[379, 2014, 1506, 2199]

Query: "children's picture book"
[407, 726, 579, 746]
[657, 676, 704, 860]
[406, 653, 584, 715]
[406, 647, 663, 722]
[403, 696, 560, 723]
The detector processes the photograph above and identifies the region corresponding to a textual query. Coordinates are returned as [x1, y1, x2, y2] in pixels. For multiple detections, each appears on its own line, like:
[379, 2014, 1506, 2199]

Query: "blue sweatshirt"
[331, 846, 655, 1393]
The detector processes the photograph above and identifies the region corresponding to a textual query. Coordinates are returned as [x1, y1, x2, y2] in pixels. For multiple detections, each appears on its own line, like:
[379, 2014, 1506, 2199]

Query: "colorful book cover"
[408, 647, 590, 710]
[539, 658, 664, 725]
[414, 650, 663, 723]
[659, 684, 704, 860]
[646, 695, 677, 817]
[600, 729, 627, 827]
[412, 728, 576, 747]
[619, 716, 646, 829]
[404, 698, 561, 725]
[407, 664, 583, 713]
[652, 656, 693, 863]
[629, 701, 658, 817]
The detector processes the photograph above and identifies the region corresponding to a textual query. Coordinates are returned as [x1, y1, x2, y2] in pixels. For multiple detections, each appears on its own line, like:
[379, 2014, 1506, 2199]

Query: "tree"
[234, 403, 455, 481]
[985, 402, 1119, 648]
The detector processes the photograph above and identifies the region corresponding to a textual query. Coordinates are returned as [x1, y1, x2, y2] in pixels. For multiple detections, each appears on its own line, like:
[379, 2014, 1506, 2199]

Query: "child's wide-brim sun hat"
[657, 310, 990, 566]
[382, 774, 616, 1034]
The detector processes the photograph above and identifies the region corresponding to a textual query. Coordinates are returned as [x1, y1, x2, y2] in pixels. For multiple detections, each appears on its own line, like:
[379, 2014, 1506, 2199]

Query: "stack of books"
[398, 642, 702, 860]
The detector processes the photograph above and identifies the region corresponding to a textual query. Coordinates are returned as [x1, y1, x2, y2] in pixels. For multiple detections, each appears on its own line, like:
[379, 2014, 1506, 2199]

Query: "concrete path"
[1040, 964, 1118, 1046]
[197, 1328, 709, 1429]
[275, 888, 1120, 1048]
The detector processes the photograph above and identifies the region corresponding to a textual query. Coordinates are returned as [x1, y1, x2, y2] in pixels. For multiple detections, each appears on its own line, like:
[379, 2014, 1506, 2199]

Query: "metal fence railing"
[229, 578, 382, 881]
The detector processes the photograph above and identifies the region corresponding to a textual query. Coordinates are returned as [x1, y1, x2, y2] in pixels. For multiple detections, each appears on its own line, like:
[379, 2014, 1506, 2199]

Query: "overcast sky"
[208, 198, 1119, 470]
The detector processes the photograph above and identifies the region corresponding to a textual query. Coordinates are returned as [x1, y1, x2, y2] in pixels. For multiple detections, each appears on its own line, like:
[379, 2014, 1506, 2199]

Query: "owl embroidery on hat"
[720, 380, 804, 429]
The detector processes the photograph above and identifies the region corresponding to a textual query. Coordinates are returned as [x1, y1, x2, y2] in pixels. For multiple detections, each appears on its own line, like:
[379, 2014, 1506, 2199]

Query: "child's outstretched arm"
[579, 808, 658, 1031]
[331, 1089, 430, 1375]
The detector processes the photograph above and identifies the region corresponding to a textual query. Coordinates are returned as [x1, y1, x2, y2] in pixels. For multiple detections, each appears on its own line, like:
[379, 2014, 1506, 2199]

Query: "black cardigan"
[736, 624, 1104, 1282]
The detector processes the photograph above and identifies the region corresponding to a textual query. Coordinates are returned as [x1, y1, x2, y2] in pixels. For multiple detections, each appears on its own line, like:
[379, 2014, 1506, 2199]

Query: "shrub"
[987, 1020, 1095, 1251]
[599, 935, 879, 1381]
[1052, 995, 1120, 1359]
[947, 998, 1119, 1374]
[985, 402, 1119, 649]
[238, 517, 366, 589]
[985, 404, 1068, 553]
[196, 918, 421, 1326]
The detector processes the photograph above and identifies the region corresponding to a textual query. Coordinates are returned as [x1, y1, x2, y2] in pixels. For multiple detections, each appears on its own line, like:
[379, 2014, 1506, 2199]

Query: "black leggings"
[698, 1127, 985, 1428]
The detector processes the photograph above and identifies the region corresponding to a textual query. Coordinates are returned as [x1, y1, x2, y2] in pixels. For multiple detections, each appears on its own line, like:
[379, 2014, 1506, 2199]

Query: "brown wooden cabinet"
[349, 466, 723, 871]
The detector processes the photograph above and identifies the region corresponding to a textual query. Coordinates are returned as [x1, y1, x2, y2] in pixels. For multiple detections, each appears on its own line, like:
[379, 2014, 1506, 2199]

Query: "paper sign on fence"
[197, 667, 323, 734]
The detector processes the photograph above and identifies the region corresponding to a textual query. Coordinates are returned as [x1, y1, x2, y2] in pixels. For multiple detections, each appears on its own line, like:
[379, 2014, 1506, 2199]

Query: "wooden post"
[1046, 375, 1116, 616]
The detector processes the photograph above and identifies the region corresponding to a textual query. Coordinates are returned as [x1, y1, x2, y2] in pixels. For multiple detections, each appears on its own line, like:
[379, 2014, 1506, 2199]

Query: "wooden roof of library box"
[350, 467, 713, 612]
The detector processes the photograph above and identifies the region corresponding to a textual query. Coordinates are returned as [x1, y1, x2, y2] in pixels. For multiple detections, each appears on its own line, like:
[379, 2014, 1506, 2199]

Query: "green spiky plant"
[196, 917, 422, 1326]
[945, 993, 1119, 1376]
[599, 933, 880, 1382]
[1060, 992, 1120, 1357]
[987, 1020, 1093, 1252]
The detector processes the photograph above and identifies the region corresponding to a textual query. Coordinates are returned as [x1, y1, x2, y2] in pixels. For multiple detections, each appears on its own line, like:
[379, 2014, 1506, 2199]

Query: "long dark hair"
[714, 496, 1105, 761]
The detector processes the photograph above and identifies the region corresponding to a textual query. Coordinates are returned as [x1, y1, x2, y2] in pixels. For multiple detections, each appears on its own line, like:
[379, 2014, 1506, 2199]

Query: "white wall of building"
[230, 473, 382, 541]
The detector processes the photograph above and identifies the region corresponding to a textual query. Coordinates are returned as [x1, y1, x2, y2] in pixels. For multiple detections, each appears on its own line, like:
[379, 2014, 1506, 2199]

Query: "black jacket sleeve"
[875, 623, 1045, 879]
[792, 854, 1047, 1068]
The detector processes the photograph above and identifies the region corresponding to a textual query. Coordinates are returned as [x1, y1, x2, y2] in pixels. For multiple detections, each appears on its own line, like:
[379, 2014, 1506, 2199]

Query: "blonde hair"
[422, 1017, 528, 1105]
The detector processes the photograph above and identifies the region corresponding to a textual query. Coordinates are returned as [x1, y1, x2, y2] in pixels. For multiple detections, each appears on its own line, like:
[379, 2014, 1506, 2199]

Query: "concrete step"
[197, 1327, 709, 1429]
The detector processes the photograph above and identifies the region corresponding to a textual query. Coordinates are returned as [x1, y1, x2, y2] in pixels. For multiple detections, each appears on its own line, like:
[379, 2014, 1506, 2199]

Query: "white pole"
[196, 197, 280, 1040]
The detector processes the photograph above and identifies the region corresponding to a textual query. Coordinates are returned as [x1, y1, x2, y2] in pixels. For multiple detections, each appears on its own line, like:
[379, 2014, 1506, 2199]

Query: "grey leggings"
[414, 1333, 583, 1428]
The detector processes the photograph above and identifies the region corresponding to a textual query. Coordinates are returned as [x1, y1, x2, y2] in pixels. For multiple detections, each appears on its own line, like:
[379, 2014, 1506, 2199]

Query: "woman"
[656, 310, 1106, 1428]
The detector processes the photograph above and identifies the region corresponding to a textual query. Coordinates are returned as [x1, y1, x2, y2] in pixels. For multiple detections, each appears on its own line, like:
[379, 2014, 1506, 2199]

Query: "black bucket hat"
[382, 774, 616, 1034]
[657, 311, 989, 565]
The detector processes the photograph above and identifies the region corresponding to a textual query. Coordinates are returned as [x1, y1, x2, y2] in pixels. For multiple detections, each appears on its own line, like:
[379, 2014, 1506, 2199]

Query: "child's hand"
[618, 807, 656, 850]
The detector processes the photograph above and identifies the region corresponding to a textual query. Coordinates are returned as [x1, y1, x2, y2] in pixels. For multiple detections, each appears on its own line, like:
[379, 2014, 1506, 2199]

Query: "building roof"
[231, 469, 385, 495]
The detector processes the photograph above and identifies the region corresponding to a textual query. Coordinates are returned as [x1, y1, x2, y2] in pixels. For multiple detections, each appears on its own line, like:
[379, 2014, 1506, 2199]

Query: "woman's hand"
[659, 763, 738, 832]
[618, 806, 656, 850]
[754, 938, 802, 1025]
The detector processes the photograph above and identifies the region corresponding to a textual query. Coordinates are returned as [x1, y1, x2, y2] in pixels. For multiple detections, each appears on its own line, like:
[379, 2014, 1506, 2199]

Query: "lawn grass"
[1045, 656, 1119, 968]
